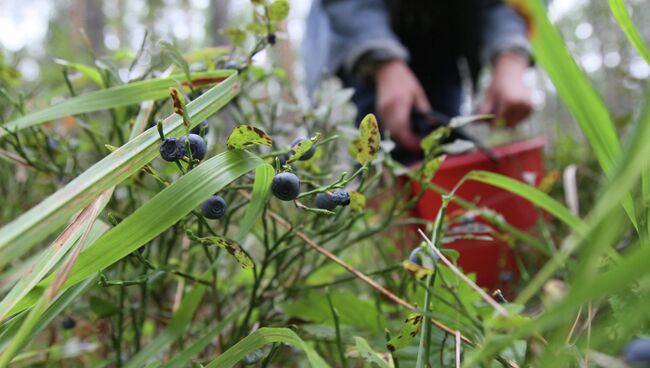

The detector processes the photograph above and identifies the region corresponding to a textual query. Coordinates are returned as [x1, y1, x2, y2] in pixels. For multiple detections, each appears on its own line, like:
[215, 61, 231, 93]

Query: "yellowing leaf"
[169, 87, 186, 117]
[422, 155, 445, 180]
[226, 125, 272, 150]
[350, 192, 366, 212]
[386, 313, 423, 352]
[402, 260, 432, 281]
[200, 236, 254, 269]
[355, 113, 380, 164]
[268, 0, 290, 21]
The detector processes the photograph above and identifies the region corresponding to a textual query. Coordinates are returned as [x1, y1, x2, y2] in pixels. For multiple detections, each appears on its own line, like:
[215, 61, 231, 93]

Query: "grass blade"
[10, 149, 266, 315]
[160, 311, 242, 368]
[608, 0, 650, 65]
[0, 73, 239, 263]
[0, 70, 232, 138]
[234, 164, 274, 243]
[204, 327, 330, 368]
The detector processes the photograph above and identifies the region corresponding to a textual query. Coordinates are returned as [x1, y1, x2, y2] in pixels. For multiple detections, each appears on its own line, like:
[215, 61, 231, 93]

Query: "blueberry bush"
[1, 0, 650, 367]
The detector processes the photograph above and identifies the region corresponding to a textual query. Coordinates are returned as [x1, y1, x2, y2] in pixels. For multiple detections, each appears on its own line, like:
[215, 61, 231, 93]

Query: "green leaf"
[420, 127, 451, 155]
[354, 336, 394, 368]
[200, 236, 254, 269]
[355, 113, 380, 164]
[268, 0, 290, 21]
[349, 192, 366, 213]
[287, 134, 319, 163]
[89, 296, 120, 318]
[448, 114, 492, 129]
[204, 327, 329, 368]
[234, 164, 274, 243]
[421, 156, 445, 180]
[387, 313, 423, 352]
[10, 149, 266, 315]
[0, 70, 233, 138]
[160, 311, 242, 368]
[517, 0, 638, 228]
[53, 58, 105, 87]
[463, 170, 588, 235]
[124, 284, 206, 368]
[158, 40, 193, 86]
[608, 0, 650, 65]
[226, 125, 272, 150]
[222, 28, 247, 47]
[0, 73, 239, 267]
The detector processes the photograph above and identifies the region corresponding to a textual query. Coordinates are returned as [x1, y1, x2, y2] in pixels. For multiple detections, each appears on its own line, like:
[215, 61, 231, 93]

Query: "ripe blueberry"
[160, 138, 186, 162]
[271, 172, 300, 201]
[408, 248, 422, 266]
[201, 195, 227, 219]
[624, 338, 650, 364]
[267, 33, 277, 45]
[291, 137, 315, 161]
[315, 192, 336, 211]
[190, 120, 209, 136]
[180, 134, 207, 161]
[61, 316, 76, 330]
[330, 190, 350, 206]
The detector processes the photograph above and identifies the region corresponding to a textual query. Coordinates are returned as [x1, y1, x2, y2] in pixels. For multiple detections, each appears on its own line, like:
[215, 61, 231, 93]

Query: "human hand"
[375, 60, 430, 151]
[479, 52, 533, 127]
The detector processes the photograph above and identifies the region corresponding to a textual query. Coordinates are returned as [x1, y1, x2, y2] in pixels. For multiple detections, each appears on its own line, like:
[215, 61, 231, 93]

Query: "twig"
[418, 228, 509, 316]
[239, 190, 519, 368]
[455, 331, 461, 368]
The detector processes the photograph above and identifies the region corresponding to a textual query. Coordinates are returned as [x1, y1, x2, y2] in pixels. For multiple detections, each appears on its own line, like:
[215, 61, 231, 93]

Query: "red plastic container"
[410, 137, 547, 291]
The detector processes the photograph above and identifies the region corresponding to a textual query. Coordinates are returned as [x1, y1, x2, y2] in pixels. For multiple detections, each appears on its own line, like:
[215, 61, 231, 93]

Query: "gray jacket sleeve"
[320, 0, 409, 73]
[480, 2, 531, 65]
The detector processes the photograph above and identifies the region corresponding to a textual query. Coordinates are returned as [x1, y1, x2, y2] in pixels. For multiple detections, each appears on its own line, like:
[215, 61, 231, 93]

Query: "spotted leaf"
[355, 113, 380, 164]
[386, 313, 423, 352]
[287, 134, 319, 163]
[349, 192, 365, 213]
[200, 236, 254, 269]
[402, 260, 432, 281]
[226, 125, 272, 150]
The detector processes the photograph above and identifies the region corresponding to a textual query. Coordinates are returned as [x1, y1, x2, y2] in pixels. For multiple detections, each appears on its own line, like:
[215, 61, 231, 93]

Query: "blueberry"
[315, 192, 336, 210]
[180, 134, 207, 161]
[201, 195, 227, 219]
[408, 248, 422, 266]
[267, 33, 277, 45]
[61, 316, 76, 330]
[278, 154, 289, 166]
[291, 137, 315, 161]
[160, 138, 186, 162]
[330, 190, 350, 206]
[271, 172, 300, 201]
[624, 338, 650, 364]
[190, 120, 209, 136]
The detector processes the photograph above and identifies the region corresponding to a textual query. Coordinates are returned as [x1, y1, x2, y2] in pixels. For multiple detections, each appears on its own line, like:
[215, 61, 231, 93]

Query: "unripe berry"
[271, 172, 300, 201]
[291, 137, 315, 161]
[181, 134, 207, 161]
[201, 195, 227, 219]
[315, 192, 336, 210]
[159, 138, 186, 161]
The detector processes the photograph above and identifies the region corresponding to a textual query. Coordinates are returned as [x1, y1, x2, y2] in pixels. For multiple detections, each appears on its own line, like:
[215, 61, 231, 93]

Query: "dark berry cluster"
[314, 190, 350, 211]
[159, 134, 207, 162]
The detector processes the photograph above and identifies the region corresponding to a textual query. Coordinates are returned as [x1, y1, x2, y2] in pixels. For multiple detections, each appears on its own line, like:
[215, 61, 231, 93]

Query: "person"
[304, 0, 534, 164]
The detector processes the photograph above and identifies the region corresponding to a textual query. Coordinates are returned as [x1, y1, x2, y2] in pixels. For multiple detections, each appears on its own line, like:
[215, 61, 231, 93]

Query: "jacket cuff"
[341, 38, 410, 76]
[482, 35, 533, 66]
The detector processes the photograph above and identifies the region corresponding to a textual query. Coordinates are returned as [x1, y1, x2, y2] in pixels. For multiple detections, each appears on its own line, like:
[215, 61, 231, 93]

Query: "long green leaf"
[463, 171, 588, 235]
[608, 0, 650, 65]
[0, 73, 239, 264]
[11, 149, 266, 315]
[161, 311, 242, 368]
[124, 284, 206, 368]
[514, 0, 637, 228]
[0, 192, 111, 322]
[234, 164, 274, 243]
[204, 327, 330, 368]
[0, 70, 232, 138]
